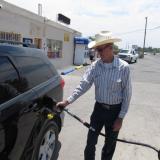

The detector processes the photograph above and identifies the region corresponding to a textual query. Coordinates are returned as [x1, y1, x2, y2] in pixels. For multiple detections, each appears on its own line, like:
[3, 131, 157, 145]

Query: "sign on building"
[0, 31, 21, 42]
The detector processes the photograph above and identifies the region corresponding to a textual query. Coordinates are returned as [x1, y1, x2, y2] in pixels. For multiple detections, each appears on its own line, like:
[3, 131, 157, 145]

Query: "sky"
[5, 0, 160, 48]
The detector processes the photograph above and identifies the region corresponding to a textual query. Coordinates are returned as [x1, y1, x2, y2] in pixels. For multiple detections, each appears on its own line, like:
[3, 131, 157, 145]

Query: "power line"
[148, 25, 160, 30]
[116, 25, 160, 36]
[116, 29, 143, 36]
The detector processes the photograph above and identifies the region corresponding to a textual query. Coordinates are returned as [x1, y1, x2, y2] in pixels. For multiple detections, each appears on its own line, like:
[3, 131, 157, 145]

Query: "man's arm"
[56, 64, 95, 108]
[119, 65, 132, 119]
[113, 65, 132, 131]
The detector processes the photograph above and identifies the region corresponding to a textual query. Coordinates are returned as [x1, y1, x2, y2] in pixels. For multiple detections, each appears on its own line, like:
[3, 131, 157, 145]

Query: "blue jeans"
[84, 102, 121, 160]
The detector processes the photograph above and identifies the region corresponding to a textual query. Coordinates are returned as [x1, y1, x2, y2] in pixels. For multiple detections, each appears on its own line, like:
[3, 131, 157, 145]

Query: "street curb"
[60, 65, 84, 75]
[75, 65, 83, 70]
[61, 68, 75, 75]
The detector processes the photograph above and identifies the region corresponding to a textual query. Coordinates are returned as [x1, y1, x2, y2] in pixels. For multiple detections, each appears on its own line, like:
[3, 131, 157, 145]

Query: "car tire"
[33, 120, 59, 160]
[129, 58, 132, 64]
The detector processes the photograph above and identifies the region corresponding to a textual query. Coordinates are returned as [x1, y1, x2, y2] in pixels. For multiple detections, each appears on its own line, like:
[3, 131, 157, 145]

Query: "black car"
[0, 43, 65, 160]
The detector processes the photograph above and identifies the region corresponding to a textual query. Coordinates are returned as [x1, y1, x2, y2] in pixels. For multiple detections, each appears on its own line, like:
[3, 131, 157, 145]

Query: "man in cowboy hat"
[56, 31, 132, 160]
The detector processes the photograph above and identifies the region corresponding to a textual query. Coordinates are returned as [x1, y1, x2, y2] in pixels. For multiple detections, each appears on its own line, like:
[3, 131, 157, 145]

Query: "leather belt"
[96, 102, 121, 110]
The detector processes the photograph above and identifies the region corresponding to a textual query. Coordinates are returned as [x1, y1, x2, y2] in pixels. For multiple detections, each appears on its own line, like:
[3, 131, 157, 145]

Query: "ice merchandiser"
[74, 37, 89, 65]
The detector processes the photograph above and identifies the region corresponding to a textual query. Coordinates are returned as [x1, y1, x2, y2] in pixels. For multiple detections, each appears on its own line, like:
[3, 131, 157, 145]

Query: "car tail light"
[60, 78, 65, 88]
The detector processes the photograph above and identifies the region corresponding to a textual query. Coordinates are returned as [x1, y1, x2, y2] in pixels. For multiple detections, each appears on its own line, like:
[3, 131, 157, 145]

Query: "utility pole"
[142, 17, 148, 58]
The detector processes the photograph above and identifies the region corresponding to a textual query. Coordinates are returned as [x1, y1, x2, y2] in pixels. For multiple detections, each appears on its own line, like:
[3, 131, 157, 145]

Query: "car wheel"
[135, 59, 137, 63]
[33, 120, 59, 160]
[129, 58, 132, 64]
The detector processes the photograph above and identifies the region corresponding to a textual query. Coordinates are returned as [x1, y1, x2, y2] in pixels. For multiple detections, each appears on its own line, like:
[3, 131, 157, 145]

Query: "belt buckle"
[102, 104, 110, 110]
[106, 105, 110, 110]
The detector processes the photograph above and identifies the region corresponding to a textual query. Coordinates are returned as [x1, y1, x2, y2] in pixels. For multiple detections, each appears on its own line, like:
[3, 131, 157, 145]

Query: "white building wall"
[0, 0, 81, 69]
[0, 9, 43, 38]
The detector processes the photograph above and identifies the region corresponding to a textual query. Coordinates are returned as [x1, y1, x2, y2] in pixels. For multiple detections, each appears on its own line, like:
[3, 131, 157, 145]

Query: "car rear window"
[14, 56, 56, 89]
[0, 56, 19, 104]
[0, 57, 18, 84]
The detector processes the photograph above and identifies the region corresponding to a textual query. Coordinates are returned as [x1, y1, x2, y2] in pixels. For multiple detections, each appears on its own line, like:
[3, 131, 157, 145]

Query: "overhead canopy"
[74, 37, 90, 45]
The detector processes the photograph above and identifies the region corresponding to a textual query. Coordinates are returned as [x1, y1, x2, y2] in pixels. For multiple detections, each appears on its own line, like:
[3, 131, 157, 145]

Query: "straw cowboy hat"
[88, 31, 121, 49]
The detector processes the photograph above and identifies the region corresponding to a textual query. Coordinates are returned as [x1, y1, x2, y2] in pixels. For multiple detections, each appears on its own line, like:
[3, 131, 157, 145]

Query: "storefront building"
[0, 0, 81, 69]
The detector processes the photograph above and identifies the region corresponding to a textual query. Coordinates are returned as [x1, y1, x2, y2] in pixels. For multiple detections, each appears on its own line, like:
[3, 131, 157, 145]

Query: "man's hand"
[112, 118, 123, 132]
[56, 100, 69, 111]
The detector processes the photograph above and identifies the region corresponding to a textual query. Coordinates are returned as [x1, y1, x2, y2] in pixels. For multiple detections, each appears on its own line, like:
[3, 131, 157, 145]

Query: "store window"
[47, 39, 63, 58]
[0, 31, 21, 42]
